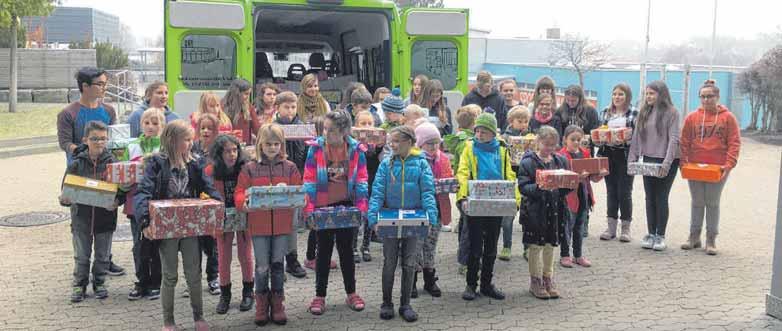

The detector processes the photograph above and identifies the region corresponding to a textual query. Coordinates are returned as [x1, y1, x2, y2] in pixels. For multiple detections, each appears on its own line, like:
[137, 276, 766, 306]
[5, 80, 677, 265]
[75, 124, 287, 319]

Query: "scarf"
[473, 139, 502, 180]
[535, 110, 553, 124]
[297, 93, 328, 123]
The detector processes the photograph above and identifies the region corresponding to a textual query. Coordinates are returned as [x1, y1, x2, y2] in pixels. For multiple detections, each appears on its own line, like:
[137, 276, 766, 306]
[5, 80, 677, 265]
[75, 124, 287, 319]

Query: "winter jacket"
[455, 140, 521, 207]
[443, 129, 474, 172]
[628, 107, 681, 168]
[557, 105, 600, 137]
[426, 149, 454, 226]
[365, 143, 383, 194]
[133, 153, 223, 228]
[558, 147, 596, 213]
[60, 144, 124, 234]
[462, 87, 507, 132]
[128, 101, 179, 138]
[273, 114, 308, 173]
[680, 105, 741, 169]
[302, 136, 369, 215]
[517, 151, 571, 246]
[120, 134, 161, 216]
[428, 103, 454, 136]
[205, 163, 242, 235]
[368, 148, 438, 227]
[57, 102, 116, 157]
[230, 105, 262, 145]
[234, 158, 301, 236]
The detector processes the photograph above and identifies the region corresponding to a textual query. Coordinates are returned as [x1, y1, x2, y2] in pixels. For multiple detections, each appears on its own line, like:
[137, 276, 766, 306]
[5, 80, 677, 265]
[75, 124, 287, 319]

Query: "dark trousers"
[130, 216, 161, 289]
[352, 218, 372, 252]
[642, 157, 680, 236]
[466, 217, 502, 288]
[315, 227, 356, 297]
[604, 148, 634, 221]
[197, 236, 219, 282]
[560, 209, 587, 258]
[381, 237, 418, 306]
[306, 230, 317, 260]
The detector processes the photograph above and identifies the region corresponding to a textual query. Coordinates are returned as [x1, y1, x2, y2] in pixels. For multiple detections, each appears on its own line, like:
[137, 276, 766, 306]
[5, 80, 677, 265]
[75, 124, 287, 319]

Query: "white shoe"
[640, 234, 655, 249]
[653, 236, 667, 251]
[441, 225, 452, 232]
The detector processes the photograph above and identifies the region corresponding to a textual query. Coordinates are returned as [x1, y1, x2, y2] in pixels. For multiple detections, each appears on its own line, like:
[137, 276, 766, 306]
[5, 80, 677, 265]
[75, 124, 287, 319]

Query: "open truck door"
[165, 0, 254, 117]
[399, 7, 469, 110]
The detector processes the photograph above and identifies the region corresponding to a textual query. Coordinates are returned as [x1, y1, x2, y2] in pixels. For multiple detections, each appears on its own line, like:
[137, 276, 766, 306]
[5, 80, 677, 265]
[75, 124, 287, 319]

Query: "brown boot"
[529, 277, 549, 300]
[254, 292, 269, 326]
[270, 291, 287, 325]
[542, 276, 560, 299]
[599, 217, 618, 240]
[680, 232, 702, 250]
[619, 220, 632, 242]
[705, 233, 717, 255]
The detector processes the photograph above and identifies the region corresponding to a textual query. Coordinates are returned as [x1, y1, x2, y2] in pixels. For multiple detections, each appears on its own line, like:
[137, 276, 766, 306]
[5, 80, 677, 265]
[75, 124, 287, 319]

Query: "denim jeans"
[382, 236, 418, 306]
[560, 209, 587, 258]
[72, 230, 112, 287]
[252, 235, 288, 293]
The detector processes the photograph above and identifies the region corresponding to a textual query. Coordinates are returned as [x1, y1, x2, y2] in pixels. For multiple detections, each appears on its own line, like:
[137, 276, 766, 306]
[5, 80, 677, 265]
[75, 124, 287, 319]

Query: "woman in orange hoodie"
[679, 80, 741, 255]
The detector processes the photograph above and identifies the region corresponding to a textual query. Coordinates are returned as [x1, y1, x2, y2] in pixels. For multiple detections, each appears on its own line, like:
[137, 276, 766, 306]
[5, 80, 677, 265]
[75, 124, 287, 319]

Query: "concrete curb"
[0, 135, 60, 159]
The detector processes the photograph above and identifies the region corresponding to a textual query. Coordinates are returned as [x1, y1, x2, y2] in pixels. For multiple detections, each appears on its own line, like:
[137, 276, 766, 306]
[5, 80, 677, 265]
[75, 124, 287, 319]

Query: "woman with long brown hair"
[256, 83, 280, 125]
[421, 79, 453, 136]
[297, 73, 332, 124]
[222, 78, 261, 145]
[405, 74, 429, 106]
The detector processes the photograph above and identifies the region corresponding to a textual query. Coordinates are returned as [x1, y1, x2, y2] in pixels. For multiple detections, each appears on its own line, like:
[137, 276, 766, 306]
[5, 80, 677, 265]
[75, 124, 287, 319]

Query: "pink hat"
[415, 122, 441, 148]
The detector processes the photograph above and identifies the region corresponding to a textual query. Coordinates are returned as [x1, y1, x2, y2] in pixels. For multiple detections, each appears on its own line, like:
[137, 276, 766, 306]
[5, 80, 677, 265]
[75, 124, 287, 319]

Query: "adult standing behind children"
[527, 76, 557, 111]
[223, 78, 261, 145]
[679, 80, 741, 255]
[500, 79, 519, 124]
[557, 85, 600, 146]
[461, 71, 506, 133]
[256, 83, 280, 125]
[298, 73, 332, 124]
[405, 74, 429, 106]
[128, 81, 180, 138]
[628, 80, 681, 252]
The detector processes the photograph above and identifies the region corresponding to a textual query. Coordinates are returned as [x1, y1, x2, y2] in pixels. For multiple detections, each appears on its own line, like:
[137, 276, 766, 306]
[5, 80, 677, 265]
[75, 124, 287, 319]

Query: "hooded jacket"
[455, 140, 521, 207]
[368, 148, 438, 227]
[120, 134, 161, 216]
[302, 136, 369, 215]
[60, 144, 124, 233]
[234, 157, 301, 236]
[462, 87, 507, 132]
[680, 104, 741, 169]
[517, 150, 571, 246]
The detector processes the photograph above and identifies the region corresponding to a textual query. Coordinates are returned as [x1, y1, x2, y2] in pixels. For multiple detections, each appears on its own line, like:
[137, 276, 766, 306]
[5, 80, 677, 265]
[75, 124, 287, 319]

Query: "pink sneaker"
[309, 296, 326, 315]
[194, 320, 209, 331]
[560, 257, 574, 268]
[345, 293, 365, 311]
[329, 260, 337, 269]
[304, 259, 316, 270]
[161, 326, 177, 331]
[575, 257, 592, 267]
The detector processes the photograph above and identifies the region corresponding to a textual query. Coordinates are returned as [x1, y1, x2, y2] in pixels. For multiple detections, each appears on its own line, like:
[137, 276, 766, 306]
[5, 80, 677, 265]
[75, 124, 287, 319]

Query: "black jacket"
[133, 153, 223, 228]
[274, 114, 308, 174]
[557, 105, 600, 137]
[61, 144, 125, 234]
[517, 151, 572, 246]
[529, 113, 564, 138]
[428, 103, 453, 136]
[462, 87, 507, 132]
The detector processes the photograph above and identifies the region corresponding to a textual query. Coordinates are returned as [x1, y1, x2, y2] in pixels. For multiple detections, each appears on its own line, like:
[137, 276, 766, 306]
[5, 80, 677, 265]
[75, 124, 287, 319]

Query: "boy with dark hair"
[346, 88, 382, 127]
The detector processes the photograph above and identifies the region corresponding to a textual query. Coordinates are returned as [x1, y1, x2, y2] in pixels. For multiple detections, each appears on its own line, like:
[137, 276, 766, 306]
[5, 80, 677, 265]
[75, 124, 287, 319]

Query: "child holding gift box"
[59, 121, 125, 303]
[304, 117, 339, 271]
[413, 122, 451, 298]
[353, 110, 382, 262]
[271, 91, 308, 278]
[234, 124, 303, 326]
[499, 105, 532, 261]
[123, 108, 165, 301]
[456, 113, 521, 301]
[134, 119, 223, 331]
[206, 134, 255, 315]
[679, 79, 741, 255]
[368, 126, 438, 322]
[558, 125, 608, 268]
[303, 111, 368, 315]
[517, 125, 572, 300]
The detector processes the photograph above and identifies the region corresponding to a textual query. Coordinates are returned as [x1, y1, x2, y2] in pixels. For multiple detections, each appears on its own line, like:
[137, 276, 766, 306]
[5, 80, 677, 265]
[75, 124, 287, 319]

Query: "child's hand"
[599, 169, 610, 177]
[200, 192, 211, 200]
[579, 171, 590, 179]
[59, 195, 71, 205]
[107, 199, 119, 211]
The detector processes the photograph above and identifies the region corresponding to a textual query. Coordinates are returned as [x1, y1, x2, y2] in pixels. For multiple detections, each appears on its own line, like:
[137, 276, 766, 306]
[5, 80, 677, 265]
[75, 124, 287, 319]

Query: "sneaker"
[559, 256, 574, 268]
[640, 234, 656, 249]
[208, 280, 221, 295]
[575, 257, 592, 267]
[71, 286, 86, 303]
[458, 264, 467, 275]
[461, 285, 478, 301]
[93, 284, 108, 299]
[441, 225, 452, 232]
[128, 284, 146, 301]
[479, 284, 506, 300]
[398, 305, 419, 322]
[107, 262, 126, 276]
[308, 296, 326, 315]
[498, 247, 511, 261]
[379, 302, 395, 320]
[345, 293, 365, 311]
[304, 259, 316, 270]
[653, 236, 667, 251]
[183, 288, 190, 298]
[361, 248, 372, 262]
[353, 251, 361, 263]
[148, 288, 161, 300]
[286, 259, 307, 278]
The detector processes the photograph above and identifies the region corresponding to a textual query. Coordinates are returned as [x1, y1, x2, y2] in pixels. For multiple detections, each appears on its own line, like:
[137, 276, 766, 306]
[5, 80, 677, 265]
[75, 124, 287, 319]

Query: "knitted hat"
[382, 88, 405, 114]
[414, 122, 441, 148]
[474, 112, 498, 135]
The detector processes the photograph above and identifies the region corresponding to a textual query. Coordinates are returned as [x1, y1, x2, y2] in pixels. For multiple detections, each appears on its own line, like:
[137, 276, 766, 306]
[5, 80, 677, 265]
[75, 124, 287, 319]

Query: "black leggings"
[315, 228, 356, 297]
[604, 147, 634, 221]
[642, 157, 679, 237]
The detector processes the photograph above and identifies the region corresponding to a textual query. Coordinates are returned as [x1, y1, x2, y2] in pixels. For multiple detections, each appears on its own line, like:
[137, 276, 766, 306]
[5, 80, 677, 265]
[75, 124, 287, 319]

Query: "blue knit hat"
[382, 88, 405, 114]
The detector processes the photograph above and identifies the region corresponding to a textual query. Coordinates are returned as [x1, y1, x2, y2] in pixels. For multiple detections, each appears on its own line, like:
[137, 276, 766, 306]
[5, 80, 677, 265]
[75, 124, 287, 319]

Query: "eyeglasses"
[699, 95, 717, 99]
[88, 137, 108, 142]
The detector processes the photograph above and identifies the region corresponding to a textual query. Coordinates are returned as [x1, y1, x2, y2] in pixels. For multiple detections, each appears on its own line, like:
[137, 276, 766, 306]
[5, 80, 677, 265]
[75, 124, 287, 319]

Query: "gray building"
[22, 7, 120, 46]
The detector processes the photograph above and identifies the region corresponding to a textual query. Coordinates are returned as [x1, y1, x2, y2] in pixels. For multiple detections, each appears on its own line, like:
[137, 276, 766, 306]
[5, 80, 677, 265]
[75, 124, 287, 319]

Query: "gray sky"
[62, 0, 780, 46]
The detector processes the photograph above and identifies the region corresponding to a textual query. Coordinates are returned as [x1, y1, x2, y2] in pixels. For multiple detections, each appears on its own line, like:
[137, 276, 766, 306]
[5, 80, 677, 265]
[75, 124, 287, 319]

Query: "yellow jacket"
[456, 140, 522, 207]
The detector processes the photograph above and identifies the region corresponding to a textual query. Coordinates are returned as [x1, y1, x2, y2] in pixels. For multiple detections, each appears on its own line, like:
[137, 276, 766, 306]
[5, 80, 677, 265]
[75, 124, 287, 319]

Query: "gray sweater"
[628, 107, 681, 168]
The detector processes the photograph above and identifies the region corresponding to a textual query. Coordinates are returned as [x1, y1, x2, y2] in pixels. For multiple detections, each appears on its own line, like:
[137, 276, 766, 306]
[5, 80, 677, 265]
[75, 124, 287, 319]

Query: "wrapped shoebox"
[536, 169, 579, 190]
[351, 127, 386, 145]
[681, 163, 722, 183]
[105, 161, 144, 185]
[306, 206, 362, 230]
[146, 199, 225, 240]
[280, 124, 316, 140]
[61, 174, 118, 209]
[468, 180, 516, 200]
[246, 185, 306, 210]
[609, 128, 633, 145]
[569, 157, 609, 175]
[435, 178, 459, 194]
[627, 161, 664, 177]
[223, 207, 247, 232]
[464, 198, 517, 217]
[376, 209, 430, 239]
[507, 134, 536, 165]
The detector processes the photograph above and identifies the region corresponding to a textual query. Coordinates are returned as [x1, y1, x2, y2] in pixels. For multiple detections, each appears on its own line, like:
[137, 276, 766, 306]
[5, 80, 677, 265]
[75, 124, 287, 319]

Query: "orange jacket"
[680, 105, 741, 169]
[234, 158, 302, 236]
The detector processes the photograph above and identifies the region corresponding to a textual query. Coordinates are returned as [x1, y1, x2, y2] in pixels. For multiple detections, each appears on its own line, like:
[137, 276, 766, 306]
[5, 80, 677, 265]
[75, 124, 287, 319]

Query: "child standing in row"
[517, 125, 571, 300]
[191, 113, 221, 296]
[368, 126, 438, 322]
[354, 110, 382, 262]
[498, 105, 531, 261]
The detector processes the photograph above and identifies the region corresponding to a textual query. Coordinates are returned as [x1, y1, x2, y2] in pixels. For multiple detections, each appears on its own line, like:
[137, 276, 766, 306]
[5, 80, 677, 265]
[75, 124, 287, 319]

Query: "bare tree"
[737, 64, 764, 131]
[548, 34, 611, 89]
